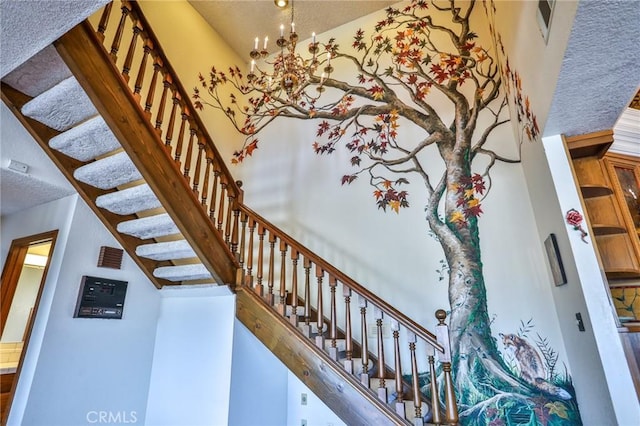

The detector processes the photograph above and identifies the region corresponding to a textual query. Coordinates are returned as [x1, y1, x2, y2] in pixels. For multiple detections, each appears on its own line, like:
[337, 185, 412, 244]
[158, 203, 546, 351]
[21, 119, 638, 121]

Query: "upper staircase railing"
[57, 1, 459, 423]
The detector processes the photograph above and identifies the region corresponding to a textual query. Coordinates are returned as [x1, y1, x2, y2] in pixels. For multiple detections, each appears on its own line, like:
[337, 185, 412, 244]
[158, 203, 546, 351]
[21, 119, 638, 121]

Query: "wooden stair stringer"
[51, 21, 238, 286]
[236, 287, 409, 426]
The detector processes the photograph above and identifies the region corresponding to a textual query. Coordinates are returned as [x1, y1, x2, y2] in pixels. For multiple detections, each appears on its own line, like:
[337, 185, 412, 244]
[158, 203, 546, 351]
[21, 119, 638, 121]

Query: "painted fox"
[500, 333, 571, 400]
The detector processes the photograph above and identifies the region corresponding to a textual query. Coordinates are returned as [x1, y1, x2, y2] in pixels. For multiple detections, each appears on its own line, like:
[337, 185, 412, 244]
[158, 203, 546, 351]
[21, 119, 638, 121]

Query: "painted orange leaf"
[245, 140, 259, 156]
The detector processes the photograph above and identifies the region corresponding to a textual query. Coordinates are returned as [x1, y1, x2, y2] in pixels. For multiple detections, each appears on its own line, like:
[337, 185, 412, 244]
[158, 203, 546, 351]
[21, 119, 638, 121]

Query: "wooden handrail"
[237, 204, 443, 352]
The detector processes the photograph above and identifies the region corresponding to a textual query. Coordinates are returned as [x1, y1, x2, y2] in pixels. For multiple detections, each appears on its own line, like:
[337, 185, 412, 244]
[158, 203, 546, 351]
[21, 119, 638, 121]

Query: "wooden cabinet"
[566, 131, 640, 281]
[566, 131, 640, 335]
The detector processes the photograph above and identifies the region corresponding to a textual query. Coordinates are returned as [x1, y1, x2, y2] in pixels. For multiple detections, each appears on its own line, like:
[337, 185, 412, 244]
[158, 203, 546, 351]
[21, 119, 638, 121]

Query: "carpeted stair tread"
[3, 45, 72, 98]
[73, 151, 142, 190]
[136, 240, 196, 261]
[153, 264, 212, 282]
[21, 76, 97, 131]
[117, 213, 179, 240]
[49, 116, 121, 161]
[96, 184, 161, 215]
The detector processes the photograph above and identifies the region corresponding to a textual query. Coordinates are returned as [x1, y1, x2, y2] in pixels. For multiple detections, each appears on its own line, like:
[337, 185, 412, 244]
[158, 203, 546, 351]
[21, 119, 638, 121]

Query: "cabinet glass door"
[613, 164, 640, 231]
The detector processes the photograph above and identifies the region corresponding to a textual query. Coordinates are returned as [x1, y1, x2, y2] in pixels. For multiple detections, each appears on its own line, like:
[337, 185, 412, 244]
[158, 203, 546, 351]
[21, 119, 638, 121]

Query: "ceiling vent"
[537, 0, 556, 43]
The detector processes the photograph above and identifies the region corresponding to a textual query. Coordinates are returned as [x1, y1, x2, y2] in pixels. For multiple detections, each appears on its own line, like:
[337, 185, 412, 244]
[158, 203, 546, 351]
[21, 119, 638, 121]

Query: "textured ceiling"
[0, 169, 74, 216]
[544, 0, 640, 138]
[0, 0, 108, 77]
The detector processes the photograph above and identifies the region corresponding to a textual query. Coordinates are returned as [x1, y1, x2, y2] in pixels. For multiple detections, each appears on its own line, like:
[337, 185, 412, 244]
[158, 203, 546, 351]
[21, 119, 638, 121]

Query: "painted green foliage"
[194, 0, 581, 424]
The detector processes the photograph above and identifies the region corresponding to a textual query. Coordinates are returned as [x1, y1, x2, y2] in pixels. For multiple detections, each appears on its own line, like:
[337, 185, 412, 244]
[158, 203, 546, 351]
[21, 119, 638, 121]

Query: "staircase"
[1, 1, 459, 424]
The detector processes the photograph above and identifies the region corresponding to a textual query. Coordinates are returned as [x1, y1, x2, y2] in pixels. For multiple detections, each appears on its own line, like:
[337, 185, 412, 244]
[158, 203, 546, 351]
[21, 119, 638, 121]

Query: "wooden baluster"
[122, 18, 142, 82]
[409, 331, 425, 426]
[164, 90, 180, 149]
[375, 307, 387, 402]
[359, 296, 369, 387]
[255, 224, 265, 296]
[315, 266, 325, 349]
[301, 257, 312, 337]
[192, 138, 203, 194]
[225, 192, 234, 245]
[96, 2, 113, 43]
[144, 56, 162, 118]
[155, 74, 170, 136]
[133, 39, 152, 101]
[435, 310, 458, 425]
[343, 286, 353, 373]
[184, 128, 195, 180]
[391, 319, 404, 417]
[238, 212, 248, 268]
[217, 180, 227, 232]
[245, 218, 256, 287]
[289, 249, 299, 326]
[209, 170, 219, 221]
[230, 202, 240, 257]
[266, 232, 276, 305]
[428, 347, 441, 426]
[109, 3, 131, 62]
[201, 154, 212, 207]
[277, 240, 288, 315]
[174, 109, 187, 163]
[328, 276, 338, 361]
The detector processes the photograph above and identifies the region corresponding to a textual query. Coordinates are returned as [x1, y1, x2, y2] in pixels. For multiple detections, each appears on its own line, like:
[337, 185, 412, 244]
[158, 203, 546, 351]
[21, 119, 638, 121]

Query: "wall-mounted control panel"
[74, 275, 128, 319]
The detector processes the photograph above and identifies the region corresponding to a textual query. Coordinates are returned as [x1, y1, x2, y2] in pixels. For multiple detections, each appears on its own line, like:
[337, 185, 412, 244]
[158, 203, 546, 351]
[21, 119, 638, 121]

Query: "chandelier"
[247, 0, 333, 102]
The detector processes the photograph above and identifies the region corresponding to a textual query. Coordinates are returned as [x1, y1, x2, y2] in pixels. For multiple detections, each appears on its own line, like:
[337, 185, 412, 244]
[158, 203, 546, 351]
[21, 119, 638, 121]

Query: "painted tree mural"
[194, 0, 580, 423]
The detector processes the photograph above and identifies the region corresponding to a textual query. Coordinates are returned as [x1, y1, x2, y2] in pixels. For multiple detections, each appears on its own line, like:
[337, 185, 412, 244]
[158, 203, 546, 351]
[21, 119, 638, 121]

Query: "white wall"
[12, 197, 161, 426]
[520, 137, 620, 424]
[228, 320, 288, 426]
[145, 285, 235, 426]
[286, 373, 345, 426]
[1, 196, 77, 425]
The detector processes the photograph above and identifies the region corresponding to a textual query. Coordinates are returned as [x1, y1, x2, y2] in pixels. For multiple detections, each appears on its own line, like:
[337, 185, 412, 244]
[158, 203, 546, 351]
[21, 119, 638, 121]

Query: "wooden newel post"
[435, 309, 458, 425]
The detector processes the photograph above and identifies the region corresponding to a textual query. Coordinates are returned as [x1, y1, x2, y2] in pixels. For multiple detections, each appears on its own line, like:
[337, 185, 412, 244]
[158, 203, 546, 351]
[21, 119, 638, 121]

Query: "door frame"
[0, 230, 58, 424]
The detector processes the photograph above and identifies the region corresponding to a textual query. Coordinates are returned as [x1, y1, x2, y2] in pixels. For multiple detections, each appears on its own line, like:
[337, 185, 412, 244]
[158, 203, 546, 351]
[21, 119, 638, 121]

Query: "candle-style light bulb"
[263, 36, 269, 50]
[254, 37, 259, 50]
[291, 22, 295, 33]
[327, 52, 331, 65]
[320, 72, 326, 85]
[280, 24, 284, 37]
[312, 32, 316, 44]
[250, 60, 255, 72]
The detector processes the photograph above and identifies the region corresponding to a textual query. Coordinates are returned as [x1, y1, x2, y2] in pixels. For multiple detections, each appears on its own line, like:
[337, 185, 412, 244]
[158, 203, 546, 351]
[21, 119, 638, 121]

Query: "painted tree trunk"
[428, 209, 581, 424]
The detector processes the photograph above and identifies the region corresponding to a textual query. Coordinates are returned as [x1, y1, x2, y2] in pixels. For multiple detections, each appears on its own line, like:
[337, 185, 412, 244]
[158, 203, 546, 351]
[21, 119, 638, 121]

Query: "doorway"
[0, 230, 57, 424]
